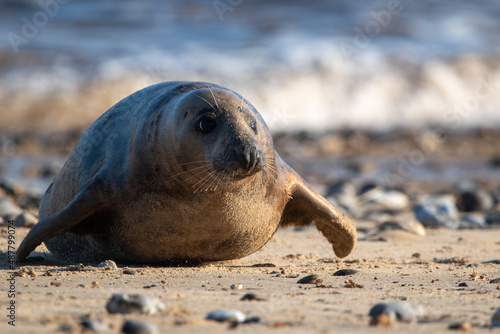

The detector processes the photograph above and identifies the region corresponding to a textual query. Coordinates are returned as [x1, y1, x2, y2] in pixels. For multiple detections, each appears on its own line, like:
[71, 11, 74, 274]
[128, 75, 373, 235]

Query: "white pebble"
[206, 309, 246, 323]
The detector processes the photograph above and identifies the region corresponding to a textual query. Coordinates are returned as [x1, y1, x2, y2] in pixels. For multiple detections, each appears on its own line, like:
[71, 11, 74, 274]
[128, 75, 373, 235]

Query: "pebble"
[455, 181, 493, 212]
[333, 269, 359, 276]
[459, 214, 486, 229]
[80, 319, 107, 332]
[0, 178, 27, 196]
[448, 321, 471, 331]
[230, 284, 244, 290]
[360, 188, 410, 211]
[414, 195, 459, 229]
[205, 309, 246, 323]
[14, 212, 38, 228]
[121, 320, 158, 334]
[240, 293, 266, 301]
[123, 269, 137, 275]
[489, 278, 500, 284]
[369, 301, 424, 324]
[485, 211, 500, 225]
[324, 181, 358, 215]
[97, 260, 118, 271]
[492, 307, 500, 327]
[106, 294, 165, 315]
[0, 197, 22, 219]
[297, 274, 323, 284]
[482, 259, 500, 264]
[378, 220, 426, 237]
[243, 316, 263, 324]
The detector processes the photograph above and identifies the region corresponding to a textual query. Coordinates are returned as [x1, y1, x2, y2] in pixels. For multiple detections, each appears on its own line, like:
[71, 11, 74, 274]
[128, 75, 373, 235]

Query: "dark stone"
[455, 182, 493, 212]
[121, 320, 158, 334]
[333, 269, 359, 276]
[240, 293, 266, 301]
[297, 274, 323, 284]
[486, 212, 500, 225]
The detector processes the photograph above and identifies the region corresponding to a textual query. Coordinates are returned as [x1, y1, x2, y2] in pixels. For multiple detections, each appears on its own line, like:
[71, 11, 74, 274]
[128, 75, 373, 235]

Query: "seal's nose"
[229, 145, 266, 175]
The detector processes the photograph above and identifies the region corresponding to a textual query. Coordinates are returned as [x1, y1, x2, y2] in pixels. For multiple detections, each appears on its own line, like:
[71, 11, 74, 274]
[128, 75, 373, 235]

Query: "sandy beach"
[1, 221, 499, 333]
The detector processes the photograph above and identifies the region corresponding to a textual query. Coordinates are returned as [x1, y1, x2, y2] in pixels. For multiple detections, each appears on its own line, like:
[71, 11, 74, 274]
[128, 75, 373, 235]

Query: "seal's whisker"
[168, 165, 209, 179]
[182, 168, 212, 184]
[206, 84, 219, 109]
[193, 170, 217, 194]
[202, 170, 218, 193]
[196, 95, 216, 111]
[265, 163, 278, 183]
[213, 166, 230, 191]
[205, 168, 221, 192]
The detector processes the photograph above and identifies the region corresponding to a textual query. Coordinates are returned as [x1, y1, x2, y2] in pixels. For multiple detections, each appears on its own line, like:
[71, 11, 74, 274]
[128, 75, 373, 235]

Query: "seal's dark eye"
[196, 116, 216, 134]
[250, 120, 258, 134]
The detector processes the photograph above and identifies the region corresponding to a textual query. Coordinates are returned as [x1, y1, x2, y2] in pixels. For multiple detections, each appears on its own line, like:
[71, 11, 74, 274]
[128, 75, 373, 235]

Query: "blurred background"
[0, 0, 499, 209]
[1, 0, 500, 132]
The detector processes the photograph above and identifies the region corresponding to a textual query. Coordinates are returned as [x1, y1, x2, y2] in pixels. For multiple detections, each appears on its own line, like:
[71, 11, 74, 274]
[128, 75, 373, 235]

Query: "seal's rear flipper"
[280, 169, 356, 258]
[15, 176, 110, 263]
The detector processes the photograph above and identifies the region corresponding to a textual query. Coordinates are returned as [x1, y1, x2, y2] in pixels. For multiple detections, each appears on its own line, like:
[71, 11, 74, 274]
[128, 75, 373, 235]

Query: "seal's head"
[169, 86, 269, 189]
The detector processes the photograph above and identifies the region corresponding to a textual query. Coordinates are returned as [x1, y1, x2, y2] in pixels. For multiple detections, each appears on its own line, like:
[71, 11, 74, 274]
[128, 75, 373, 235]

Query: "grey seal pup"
[16, 81, 356, 263]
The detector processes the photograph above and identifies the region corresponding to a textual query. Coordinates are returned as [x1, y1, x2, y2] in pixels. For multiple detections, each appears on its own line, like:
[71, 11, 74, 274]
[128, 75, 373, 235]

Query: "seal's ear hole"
[183, 112, 188, 119]
[195, 116, 217, 134]
[250, 120, 258, 134]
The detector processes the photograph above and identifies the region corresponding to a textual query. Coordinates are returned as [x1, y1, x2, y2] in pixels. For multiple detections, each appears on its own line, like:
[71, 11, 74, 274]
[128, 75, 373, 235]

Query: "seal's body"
[17, 81, 356, 263]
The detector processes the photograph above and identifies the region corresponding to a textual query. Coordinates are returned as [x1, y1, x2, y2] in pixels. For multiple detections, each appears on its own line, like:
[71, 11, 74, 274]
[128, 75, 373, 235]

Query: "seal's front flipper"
[280, 169, 356, 258]
[15, 176, 110, 263]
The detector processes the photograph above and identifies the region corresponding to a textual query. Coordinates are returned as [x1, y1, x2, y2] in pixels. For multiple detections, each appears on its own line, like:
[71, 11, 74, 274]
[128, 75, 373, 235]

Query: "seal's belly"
[112, 194, 283, 262]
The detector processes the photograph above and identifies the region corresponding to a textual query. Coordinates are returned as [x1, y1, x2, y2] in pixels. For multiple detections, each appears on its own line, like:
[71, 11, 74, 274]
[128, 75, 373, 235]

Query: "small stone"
[378, 220, 426, 237]
[230, 284, 244, 290]
[97, 260, 118, 271]
[0, 197, 22, 218]
[240, 293, 266, 301]
[106, 294, 165, 315]
[448, 321, 471, 331]
[369, 302, 424, 323]
[91, 281, 101, 288]
[242, 316, 263, 324]
[206, 309, 246, 323]
[456, 182, 493, 212]
[489, 278, 500, 284]
[121, 320, 158, 334]
[485, 211, 500, 225]
[50, 281, 62, 287]
[492, 307, 500, 327]
[80, 319, 107, 332]
[415, 195, 459, 229]
[360, 188, 410, 211]
[458, 282, 468, 287]
[459, 214, 486, 229]
[297, 274, 323, 284]
[14, 212, 38, 228]
[482, 259, 500, 264]
[0, 178, 27, 196]
[333, 269, 359, 276]
[123, 269, 136, 275]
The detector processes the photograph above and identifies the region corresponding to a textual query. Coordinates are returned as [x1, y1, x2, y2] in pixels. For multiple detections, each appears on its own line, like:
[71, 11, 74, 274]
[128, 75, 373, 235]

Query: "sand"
[1, 222, 499, 333]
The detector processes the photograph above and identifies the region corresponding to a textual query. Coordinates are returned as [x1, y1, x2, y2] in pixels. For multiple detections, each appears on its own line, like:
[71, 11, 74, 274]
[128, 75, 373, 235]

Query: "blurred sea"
[1, 0, 500, 132]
